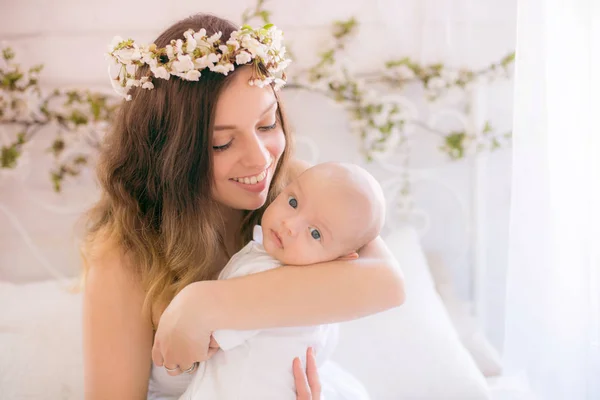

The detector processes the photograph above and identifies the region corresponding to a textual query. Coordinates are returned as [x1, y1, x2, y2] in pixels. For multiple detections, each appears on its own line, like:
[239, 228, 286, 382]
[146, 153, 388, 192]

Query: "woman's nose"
[243, 132, 270, 170]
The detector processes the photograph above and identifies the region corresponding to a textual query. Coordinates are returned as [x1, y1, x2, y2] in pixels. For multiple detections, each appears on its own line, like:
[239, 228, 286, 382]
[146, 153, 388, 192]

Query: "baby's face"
[261, 166, 369, 265]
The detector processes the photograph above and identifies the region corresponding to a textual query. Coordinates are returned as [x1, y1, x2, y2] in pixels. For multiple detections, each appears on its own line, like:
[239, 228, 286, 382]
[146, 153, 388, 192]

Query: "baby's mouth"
[271, 229, 283, 249]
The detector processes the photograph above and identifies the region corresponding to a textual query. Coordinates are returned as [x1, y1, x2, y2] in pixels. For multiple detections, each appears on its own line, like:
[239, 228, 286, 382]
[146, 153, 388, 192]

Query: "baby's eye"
[288, 196, 298, 209]
[310, 228, 321, 241]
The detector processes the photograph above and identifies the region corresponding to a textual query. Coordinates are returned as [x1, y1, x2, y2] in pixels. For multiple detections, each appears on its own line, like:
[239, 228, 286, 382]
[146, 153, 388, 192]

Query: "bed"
[0, 87, 535, 399]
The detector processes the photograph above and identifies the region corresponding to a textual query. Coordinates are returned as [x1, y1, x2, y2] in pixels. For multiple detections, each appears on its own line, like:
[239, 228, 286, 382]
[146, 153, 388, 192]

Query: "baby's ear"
[337, 252, 359, 261]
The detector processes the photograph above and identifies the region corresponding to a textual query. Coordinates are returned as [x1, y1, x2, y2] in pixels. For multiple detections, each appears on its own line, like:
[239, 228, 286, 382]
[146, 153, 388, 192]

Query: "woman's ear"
[336, 252, 359, 261]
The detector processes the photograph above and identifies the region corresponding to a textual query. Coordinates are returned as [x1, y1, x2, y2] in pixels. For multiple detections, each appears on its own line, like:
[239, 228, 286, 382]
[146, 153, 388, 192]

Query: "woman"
[82, 13, 405, 400]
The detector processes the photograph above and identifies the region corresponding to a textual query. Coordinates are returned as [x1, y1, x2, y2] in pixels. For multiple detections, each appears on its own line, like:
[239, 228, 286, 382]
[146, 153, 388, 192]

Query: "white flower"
[140, 77, 154, 89]
[251, 76, 274, 88]
[394, 65, 415, 80]
[184, 70, 201, 81]
[114, 47, 141, 65]
[219, 45, 230, 55]
[226, 39, 240, 51]
[108, 36, 124, 52]
[141, 48, 155, 64]
[269, 27, 283, 50]
[427, 77, 446, 90]
[175, 39, 184, 55]
[172, 55, 195, 73]
[106, 25, 291, 99]
[242, 37, 266, 59]
[151, 66, 170, 80]
[193, 53, 220, 70]
[193, 55, 210, 70]
[186, 37, 197, 53]
[125, 79, 140, 88]
[372, 109, 389, 127]
[193, 29, 207, 41]
[166, 45, 175, 60]
[208, 53, 219, 63]
[273, 78, 286, 91]
[440, 69, 459, 84]
[184, 30, 198, 52]
[235, 51, 253, 65]
[210, 63, 234, 75]
[207, 32, 222, 45]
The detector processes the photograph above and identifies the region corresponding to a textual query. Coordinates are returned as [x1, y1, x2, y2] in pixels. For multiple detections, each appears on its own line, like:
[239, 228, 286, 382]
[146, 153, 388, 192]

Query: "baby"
[179, 162, 386, 400]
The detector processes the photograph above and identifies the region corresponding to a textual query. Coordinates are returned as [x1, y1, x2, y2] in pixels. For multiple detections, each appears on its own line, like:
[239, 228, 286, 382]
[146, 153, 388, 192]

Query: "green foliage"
[0, 0, 515, 193]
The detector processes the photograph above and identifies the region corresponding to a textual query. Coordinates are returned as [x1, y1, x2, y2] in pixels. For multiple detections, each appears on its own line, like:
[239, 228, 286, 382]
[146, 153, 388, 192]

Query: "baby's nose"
[282, 218, 300, 236]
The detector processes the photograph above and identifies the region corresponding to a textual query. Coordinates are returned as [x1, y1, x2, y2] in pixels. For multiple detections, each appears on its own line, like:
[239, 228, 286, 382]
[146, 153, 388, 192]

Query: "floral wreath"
[107, 24, 291, 101]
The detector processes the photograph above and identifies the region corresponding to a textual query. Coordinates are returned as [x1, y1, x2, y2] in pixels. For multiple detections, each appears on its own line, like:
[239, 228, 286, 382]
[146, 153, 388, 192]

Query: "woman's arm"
[195, 235, 405, 330]
[153, 157, 405, 364]
[82, 244, 154, 400]
[154, 236, 404, 366]
[203, 157, 405, 329]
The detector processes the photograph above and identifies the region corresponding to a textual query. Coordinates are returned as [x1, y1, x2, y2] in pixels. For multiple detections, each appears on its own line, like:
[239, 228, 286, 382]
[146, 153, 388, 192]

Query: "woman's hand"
[294, 347, 321, 400]
[151, 283, 219, 376]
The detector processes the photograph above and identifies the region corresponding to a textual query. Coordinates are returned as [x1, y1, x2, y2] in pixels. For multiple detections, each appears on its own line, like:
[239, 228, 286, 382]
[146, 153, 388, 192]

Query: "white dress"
[148, 226, 369, 400]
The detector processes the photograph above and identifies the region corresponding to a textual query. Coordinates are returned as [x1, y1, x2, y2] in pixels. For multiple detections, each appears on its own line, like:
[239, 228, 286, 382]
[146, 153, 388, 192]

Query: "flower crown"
[107, 24, 291, 101]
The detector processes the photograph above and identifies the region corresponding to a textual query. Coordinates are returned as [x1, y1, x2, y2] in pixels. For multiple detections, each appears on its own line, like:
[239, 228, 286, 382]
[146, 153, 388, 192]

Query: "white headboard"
[0, 85, 492, 323]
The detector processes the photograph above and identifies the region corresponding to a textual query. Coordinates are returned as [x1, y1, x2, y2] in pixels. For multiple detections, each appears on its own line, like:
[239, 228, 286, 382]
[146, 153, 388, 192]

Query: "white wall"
[0, 0, 516, 350]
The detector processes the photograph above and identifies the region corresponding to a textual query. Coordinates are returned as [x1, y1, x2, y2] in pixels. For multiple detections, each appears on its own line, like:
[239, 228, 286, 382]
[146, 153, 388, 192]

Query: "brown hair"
[82, 13, 292, 320]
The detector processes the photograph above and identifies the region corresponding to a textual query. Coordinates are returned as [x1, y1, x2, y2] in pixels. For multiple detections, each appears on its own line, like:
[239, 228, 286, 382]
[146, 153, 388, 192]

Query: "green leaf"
[70, 109, 89, 125]
[29, 64, 44, 74]
[3, 70, 24, 88]
[482, 121, 493, 134]
[51, 171, 63, 193]
[501, 51, 516, 67]
[2, 47, 15, 61]
[1, 144, 20, 168]
[444, 131, 467, 160]
[49, 139, 66, 157]
[258, 11, 271, 23]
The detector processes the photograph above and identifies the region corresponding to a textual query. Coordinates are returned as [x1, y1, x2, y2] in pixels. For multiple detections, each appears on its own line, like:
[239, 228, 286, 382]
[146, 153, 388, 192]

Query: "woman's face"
[211, 67, 286, 211]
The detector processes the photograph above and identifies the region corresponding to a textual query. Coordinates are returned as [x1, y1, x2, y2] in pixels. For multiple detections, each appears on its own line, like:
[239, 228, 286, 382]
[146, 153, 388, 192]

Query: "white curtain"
[504, 0, 600, 399]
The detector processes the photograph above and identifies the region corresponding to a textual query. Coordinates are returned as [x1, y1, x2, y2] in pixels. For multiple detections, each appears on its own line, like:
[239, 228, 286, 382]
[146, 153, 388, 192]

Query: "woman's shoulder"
[82, 227, 149, 316]
[82, 226, 135, 278]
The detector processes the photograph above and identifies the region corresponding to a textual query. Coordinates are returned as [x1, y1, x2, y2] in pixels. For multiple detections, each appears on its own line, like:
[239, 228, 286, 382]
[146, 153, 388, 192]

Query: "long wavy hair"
[82, 13, 293, 322]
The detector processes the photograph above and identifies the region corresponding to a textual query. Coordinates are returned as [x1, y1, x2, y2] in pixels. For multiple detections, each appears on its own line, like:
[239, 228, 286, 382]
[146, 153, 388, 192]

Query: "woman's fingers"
[294, 347, 320, 400]
[207, 346, 219, 359]
[209, 335, 220, 349]
[293, 357, 311, 400]
[306, 347, 321, 397]
[164, 364, 181, 376]
[151, 339, 164, 366]
[180, 362, 200, 374]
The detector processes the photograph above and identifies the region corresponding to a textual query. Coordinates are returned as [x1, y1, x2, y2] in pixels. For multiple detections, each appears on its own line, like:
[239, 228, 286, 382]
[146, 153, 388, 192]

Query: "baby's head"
[261, 162, 386, 265]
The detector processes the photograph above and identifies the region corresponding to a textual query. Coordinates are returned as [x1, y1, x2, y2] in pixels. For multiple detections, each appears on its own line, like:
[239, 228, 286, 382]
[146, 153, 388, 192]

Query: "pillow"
[426, 253, 503, 377]
[0, 227, 490, 400]
[0, 279, 84, 399]
[331, 226, 491, 399]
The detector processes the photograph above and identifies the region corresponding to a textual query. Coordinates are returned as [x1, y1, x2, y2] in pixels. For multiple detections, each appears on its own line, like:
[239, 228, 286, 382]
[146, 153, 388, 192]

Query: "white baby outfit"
[173, 225, 370, 400]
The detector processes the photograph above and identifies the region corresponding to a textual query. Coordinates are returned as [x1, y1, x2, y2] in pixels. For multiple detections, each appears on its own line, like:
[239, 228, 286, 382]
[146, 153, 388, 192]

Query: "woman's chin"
[232, 193, 268, 211]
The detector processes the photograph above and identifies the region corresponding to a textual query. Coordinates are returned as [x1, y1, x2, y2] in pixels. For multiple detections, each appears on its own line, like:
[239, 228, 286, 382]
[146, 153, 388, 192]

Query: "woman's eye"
[258, 121, 278, 131]
[212, 141, 232, 151]
[310, 228, 321, 241]
[288, 196, 298, 208]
